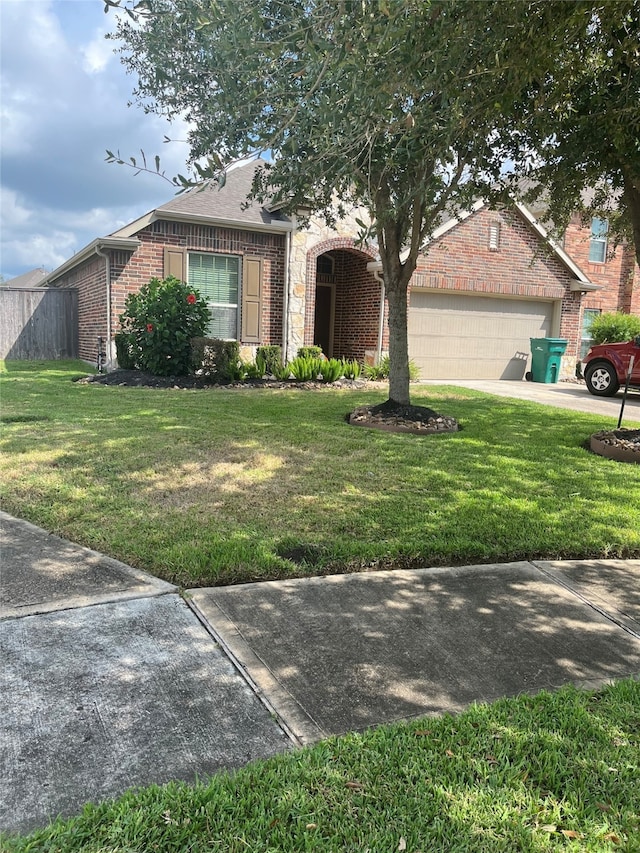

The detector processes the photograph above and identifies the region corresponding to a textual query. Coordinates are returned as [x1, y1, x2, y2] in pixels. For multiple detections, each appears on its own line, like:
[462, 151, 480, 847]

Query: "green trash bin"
[530, 338, 567, 383]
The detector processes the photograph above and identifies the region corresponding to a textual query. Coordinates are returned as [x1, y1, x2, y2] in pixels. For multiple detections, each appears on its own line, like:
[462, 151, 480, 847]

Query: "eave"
[44, 237, 141, 285]
[111, 209, 296, 239]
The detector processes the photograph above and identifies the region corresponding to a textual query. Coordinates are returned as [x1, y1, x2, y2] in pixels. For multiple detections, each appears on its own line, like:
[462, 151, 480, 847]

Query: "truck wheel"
[584, 361, 620, 397]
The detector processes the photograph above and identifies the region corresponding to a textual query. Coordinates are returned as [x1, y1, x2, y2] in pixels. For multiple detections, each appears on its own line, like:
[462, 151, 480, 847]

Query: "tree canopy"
[109, 0, 639, 404]
[504, 1, 640, 267]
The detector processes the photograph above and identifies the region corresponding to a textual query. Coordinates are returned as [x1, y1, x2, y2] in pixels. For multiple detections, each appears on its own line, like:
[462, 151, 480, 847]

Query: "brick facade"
[54, 254, 108, 365]
[303, 237, 379, 360]
[50, 195, 638, 375]
[301, 206, 590, 371]
[563, 214, 640, 316]
[52, 219, 286, 363]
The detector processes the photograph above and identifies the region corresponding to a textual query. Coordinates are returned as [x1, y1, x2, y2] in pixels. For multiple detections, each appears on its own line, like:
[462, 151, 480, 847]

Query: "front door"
[314, 284, 334, 356]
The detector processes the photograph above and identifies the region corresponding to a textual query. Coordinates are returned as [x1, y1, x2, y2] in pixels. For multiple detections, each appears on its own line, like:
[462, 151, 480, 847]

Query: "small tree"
[118, 276, 210, 376]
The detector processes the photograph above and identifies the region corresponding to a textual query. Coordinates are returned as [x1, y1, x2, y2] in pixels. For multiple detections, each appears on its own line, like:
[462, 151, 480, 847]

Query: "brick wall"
[110, 221, 286, 345]
[332, 250, 382, 359]
[51, 220, 286, 363]
[51, 254, 107, 362]
[303, 237, 379, 359]
[562, 214, 640, 315]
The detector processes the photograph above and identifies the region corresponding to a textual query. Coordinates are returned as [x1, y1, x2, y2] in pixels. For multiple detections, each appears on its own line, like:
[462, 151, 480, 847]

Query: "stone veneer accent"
[287, 206, 377, 361]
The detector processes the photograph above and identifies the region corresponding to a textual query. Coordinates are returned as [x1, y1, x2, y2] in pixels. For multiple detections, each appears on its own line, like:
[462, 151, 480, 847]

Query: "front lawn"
[4, 679, 639, 852]
[1, 360, 638, 587]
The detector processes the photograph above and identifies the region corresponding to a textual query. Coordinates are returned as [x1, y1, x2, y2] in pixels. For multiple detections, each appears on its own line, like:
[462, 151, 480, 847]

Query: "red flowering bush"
[117, 276, 210, 376]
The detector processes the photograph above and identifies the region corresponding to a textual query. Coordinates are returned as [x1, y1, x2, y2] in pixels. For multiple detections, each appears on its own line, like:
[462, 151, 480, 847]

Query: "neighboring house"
[562, 214, 640, 358]
[44, 160, 637, 380]
[2, 269, 48, 288]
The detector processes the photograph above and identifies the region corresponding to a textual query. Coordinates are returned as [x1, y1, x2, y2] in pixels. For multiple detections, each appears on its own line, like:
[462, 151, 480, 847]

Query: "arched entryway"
[307, 242, 382, 361]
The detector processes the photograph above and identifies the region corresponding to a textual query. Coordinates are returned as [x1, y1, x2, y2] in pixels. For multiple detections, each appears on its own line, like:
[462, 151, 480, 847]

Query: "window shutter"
[241, 256, 262, 342]
[164, 247, 186, 282]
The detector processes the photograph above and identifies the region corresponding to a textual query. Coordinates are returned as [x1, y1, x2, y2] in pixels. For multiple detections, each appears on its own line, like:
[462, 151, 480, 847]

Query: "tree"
[504, 1, 640, 268]
[109, 0, 583, 406]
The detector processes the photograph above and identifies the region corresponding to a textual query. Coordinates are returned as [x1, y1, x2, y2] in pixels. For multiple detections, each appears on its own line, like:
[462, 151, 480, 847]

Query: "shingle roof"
[154, 158, 290, 228]
[2, 269, 48, 288]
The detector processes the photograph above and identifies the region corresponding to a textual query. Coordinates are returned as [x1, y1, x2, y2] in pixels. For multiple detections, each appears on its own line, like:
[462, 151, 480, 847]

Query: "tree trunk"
[622, 169, 640, 271]
[385, 276, 411, 407]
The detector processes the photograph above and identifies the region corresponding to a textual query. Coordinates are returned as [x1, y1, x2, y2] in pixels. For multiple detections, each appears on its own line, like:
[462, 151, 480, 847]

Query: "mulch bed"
[590, 428, 640, 464]
[79, 368, 366, 391]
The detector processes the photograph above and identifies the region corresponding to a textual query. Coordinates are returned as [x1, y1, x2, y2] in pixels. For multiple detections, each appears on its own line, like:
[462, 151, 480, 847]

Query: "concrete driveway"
[421, 379, 640, 422]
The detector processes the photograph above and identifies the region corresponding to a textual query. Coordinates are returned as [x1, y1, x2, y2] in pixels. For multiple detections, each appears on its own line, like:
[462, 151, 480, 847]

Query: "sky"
[0, 0, 192, 280]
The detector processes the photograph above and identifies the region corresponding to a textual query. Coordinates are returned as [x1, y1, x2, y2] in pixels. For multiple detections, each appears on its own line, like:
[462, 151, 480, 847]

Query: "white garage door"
[408, 291, 555, 379]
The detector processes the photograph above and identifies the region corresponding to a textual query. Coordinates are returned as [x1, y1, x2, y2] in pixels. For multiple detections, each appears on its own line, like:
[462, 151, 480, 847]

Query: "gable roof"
[367, 198, 600, 292]
[2, 268, 48, 288]
[43, 160, 295, 285]
[111, 159, 294, 238]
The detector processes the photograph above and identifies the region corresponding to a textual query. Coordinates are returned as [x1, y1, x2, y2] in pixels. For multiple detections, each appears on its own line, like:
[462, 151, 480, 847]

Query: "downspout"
[94, 244, 111, 368]
[374, 268, 385, 365]
[366, 259, 386, 365]
[282, 225, 292, 363]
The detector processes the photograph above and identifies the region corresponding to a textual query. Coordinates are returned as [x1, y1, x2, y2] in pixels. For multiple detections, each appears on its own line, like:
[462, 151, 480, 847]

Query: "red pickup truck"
[582, 336, 640, 396]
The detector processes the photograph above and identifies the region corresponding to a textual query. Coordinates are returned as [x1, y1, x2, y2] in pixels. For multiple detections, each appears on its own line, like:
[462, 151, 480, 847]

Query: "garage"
[408, 291, 556, 380]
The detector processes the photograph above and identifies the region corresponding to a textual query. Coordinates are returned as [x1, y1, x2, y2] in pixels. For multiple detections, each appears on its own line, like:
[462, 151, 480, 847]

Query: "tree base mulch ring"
[349, 401, 459, 435]
[590, 429, 640, 464]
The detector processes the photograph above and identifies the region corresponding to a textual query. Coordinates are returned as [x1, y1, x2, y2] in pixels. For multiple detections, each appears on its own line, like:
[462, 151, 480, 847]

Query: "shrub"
[256, 345, 282, 377]
[118, 277, 210, 376]
[341, 359, 362, 380]
[318, 358, 344, 383]
[244, 360, 264, 379]
[289, 356, 323, 381]
[363, 355, 420, 381]
[192, 337, 242, 381]
[297, 345, 323, 360]
[114, 332, 137, 369]
[272, 361, 293, 380]
[589, 312, 640, 344]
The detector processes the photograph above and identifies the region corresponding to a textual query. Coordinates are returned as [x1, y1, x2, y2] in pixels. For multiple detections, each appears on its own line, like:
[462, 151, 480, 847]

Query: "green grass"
[1, 360, 639, 587]
[3, 679, 639, 852]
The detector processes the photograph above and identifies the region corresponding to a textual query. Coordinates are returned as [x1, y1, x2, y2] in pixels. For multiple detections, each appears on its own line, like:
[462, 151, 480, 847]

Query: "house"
[562, 214, 640, 358]
[2, 269, 48, 288]
[44, 160, 638, 380]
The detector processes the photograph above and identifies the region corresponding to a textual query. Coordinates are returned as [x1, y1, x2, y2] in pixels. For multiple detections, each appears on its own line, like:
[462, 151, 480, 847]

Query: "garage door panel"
[408, 292, 553, 379]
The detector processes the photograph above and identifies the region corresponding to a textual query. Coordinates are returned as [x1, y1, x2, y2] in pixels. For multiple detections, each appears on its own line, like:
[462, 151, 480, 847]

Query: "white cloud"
[0, 187, 32, 228]
[0, 0, 193, 279]
[81, 34, 115, 74]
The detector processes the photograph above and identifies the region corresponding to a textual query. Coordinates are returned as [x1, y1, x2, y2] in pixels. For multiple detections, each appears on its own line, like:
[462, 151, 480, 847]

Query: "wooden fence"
[0, 288, 78, 360]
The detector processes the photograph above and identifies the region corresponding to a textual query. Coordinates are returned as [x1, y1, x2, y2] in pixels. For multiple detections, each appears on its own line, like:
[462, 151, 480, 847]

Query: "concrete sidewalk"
[190, 560, 640, 744]
[2, 511, 640, 835]
[0, 513, 292, 835]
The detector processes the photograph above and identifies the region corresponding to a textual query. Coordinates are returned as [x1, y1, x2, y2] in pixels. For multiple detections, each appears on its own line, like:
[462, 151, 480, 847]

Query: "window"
[588, 217, 608, 263]
[317, 254, 335, 276]
[316, 253, 336, 284]
[188, 253, 239, 339]
[580, 308, 600, 359]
